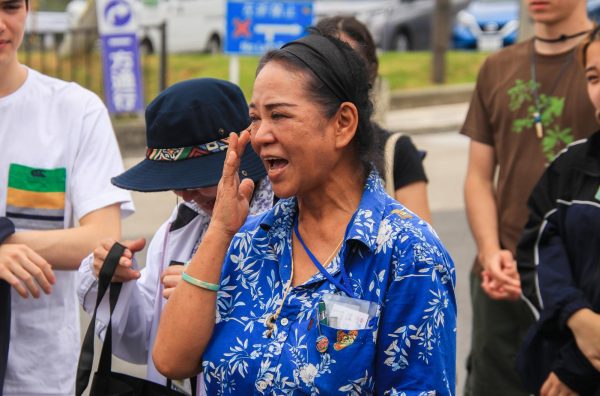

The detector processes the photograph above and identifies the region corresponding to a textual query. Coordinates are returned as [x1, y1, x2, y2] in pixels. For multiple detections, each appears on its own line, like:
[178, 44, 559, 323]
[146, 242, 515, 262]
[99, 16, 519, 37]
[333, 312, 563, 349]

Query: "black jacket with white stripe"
[516, 130, 600, 394]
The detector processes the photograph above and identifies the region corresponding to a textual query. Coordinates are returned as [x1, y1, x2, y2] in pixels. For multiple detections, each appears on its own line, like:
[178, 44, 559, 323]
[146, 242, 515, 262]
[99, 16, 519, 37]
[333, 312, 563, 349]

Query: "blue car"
[452, 0, 519, 50]
[453, 0, 600, 51]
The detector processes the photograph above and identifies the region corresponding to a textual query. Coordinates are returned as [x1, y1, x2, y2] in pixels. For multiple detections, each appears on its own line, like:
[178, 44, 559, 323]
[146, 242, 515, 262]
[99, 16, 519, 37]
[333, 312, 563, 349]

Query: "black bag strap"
[76, 242, 126, 396]
[0, 281, 10, 396]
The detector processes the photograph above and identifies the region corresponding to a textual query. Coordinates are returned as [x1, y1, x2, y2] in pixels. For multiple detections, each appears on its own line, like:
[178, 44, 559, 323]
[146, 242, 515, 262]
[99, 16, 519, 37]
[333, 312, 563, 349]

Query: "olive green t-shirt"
[461, 39, 597, 256]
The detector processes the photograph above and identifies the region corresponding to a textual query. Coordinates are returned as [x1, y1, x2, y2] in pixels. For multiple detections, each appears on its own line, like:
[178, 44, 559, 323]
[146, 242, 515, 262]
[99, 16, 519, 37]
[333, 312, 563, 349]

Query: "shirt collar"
[259, 169, 388, 253]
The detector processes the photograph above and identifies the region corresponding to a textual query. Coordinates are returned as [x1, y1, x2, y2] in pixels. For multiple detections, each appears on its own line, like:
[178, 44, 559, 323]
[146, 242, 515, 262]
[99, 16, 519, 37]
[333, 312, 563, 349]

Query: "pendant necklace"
[530, 39, 576, 139]
[263, 223, 344, 339]
[534, 30, 590, 43]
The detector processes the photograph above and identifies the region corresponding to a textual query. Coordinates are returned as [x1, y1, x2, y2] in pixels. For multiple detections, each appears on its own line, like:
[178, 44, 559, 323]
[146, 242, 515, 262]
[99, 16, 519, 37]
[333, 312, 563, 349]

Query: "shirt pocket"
[306, 323, 376, 394]
[6, 164, 66, 231]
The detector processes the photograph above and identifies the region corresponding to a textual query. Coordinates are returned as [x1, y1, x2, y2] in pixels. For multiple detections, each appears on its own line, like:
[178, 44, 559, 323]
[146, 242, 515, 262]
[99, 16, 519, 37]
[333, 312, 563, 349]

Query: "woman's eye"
[271, 113, 285, 120]
[586, 74, 599, 84]
[249, 115, 260, 123]
[3, 1, 22, 10]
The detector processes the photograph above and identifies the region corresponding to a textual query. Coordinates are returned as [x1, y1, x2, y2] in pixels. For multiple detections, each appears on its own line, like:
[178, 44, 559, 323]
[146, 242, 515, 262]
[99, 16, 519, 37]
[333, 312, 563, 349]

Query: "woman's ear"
[334, 102, 359, 149]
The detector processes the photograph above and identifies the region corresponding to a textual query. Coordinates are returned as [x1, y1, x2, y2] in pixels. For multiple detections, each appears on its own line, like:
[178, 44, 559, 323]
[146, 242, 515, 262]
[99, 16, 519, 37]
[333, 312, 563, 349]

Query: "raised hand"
[209, 131, 256, 238]
[93, 238, 145, 282]
[0, 243, 55, 298]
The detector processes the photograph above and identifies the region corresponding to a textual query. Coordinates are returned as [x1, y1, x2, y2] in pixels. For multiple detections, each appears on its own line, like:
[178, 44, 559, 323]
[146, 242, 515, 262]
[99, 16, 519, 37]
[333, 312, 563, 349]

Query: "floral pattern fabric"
[202, 171, 457, 395]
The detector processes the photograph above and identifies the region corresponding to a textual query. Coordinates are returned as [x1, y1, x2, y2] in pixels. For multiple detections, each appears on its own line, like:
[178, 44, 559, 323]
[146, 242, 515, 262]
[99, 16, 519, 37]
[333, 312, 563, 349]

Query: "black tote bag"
[75, 242, 186, 396]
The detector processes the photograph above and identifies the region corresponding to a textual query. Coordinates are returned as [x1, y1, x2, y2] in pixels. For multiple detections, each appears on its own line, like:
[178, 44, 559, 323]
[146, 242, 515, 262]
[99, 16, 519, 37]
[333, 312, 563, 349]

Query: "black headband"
[281, 34, 353, 102]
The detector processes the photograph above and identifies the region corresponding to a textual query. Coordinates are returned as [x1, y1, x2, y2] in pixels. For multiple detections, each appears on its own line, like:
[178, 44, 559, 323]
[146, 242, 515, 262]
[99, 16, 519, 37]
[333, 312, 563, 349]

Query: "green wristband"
[182, 271, 219, 292]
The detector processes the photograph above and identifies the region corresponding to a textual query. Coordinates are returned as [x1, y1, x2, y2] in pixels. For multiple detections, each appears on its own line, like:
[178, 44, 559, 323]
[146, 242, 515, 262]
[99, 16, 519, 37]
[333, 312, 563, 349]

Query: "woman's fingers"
[161, 266, 184, 299]
[122, 238, 146, 255]
[160, 266, 183, 286]
[222, 131, 251, 186]
[239, 178, 255, 203]
[221, 133, 241, 187]
[112, 267, 141, 283]
[236, 130, 251, 158]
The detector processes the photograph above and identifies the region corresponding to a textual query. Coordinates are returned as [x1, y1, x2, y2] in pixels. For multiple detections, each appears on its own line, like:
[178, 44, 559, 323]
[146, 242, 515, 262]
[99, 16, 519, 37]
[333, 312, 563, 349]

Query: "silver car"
[315, 0, 466, 51]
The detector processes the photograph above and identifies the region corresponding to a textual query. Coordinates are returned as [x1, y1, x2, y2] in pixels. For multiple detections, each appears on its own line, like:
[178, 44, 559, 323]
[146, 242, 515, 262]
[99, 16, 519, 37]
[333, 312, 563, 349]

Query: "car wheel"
[139, 38, 154, 55]
[393, 30, 411, 52]
[207, 35, 221, 54]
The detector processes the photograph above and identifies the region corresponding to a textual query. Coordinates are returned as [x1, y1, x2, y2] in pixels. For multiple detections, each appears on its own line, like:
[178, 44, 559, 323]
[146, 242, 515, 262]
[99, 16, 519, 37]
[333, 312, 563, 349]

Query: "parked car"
[452, 0, 518, 50]
[315, 0, 466, 52]
[453, 0, 600, 51]
[135, 0, 224, 54]
[64, 0, 224, 54]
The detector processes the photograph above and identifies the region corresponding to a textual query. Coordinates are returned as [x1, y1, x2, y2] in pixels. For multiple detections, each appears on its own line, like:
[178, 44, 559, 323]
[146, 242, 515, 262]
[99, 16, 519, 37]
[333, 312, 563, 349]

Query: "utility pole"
[432, 0, 450, 84]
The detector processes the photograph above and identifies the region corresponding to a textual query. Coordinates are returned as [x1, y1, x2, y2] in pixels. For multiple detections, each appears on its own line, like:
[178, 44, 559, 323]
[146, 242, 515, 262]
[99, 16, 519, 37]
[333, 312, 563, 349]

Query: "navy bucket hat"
[112, 78, 266, 192]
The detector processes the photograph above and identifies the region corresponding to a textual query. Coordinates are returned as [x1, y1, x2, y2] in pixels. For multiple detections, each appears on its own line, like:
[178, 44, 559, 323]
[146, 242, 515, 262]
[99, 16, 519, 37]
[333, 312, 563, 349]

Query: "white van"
[136, 0, 225, 53]
[65, 0, 225, 54]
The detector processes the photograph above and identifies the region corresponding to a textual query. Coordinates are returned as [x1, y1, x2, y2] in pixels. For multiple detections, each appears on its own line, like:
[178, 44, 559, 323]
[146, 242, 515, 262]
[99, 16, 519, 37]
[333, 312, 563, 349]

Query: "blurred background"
[21, 0, 600, 106]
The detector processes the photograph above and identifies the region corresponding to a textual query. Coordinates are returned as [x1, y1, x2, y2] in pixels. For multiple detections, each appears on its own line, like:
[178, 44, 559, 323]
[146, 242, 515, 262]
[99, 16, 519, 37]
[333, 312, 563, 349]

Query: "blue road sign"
[97, 0, 144, 114]
[226, 1, 314, 55]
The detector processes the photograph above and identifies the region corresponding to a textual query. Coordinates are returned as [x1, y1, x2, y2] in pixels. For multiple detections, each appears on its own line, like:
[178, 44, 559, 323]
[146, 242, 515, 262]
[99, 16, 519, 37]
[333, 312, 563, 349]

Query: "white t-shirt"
[0, 68, 134, 396]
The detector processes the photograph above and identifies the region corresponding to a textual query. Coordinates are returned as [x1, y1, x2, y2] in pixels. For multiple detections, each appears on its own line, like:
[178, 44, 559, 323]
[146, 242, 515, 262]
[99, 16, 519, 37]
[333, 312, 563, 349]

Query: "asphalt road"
[79, 130, 475, 395]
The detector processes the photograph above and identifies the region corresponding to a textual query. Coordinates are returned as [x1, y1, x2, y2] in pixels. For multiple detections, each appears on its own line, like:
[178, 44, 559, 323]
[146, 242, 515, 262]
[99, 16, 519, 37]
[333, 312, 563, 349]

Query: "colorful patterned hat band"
[146, 137, 230, 161]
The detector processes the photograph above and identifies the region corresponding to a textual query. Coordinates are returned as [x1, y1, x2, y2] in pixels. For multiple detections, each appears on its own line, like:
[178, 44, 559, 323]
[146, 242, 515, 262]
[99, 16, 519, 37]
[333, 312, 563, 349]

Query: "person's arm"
[153, 132, 255, 379]
[5, 203, 121, 270]
[391, 136, 432, 223]
[78, 237, 157, 364]
[464, 140, 520, 300]
[376, 230, 456, 394]
[394, 181, 431, 224]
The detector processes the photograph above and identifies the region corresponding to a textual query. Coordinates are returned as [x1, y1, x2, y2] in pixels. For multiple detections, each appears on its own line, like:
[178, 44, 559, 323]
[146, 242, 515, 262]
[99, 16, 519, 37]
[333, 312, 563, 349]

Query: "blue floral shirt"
[202, 171, 457, 395]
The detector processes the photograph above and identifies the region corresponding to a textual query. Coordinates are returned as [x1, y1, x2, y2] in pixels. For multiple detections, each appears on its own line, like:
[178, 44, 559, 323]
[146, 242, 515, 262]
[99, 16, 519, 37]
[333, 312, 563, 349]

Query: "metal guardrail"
[18, 22, 168, 107]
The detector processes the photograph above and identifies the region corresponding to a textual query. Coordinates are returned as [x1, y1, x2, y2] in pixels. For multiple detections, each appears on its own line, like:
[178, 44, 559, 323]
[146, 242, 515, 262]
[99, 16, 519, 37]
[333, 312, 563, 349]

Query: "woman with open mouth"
[154, 31, 457, 395]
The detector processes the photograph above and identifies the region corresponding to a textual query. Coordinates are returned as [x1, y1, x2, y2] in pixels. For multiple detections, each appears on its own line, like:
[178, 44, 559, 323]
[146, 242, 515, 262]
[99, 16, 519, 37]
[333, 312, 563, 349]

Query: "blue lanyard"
[293, 214, 356, 298]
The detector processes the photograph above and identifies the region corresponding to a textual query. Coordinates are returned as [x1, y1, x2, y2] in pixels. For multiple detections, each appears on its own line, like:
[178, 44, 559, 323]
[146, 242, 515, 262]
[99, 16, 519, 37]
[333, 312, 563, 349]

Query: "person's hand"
[479, 249, 521, 300]
[209, 131, 256, 238]
[0, 243, 55, 298]
[540, 372, 578, 396]
[92, 238, 145, 282]
[567, 308, 600, 372]
[161, 265, 184, 299]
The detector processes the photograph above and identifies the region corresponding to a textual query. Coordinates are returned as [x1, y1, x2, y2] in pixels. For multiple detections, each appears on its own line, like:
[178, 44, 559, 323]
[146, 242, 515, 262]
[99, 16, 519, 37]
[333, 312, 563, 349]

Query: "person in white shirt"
[0, 0, 134, 394]
[78, 78, 272, 395]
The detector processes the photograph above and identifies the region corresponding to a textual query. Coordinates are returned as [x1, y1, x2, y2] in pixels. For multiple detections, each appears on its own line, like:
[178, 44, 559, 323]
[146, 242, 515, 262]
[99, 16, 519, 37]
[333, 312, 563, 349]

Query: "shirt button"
[257, 380, 267, 390]
[280, 318, 289, 326]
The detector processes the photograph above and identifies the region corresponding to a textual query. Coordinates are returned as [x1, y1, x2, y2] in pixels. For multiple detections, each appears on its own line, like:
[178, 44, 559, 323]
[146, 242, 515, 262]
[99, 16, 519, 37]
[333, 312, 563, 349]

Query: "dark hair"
[256, 32, 380, 175]
[315, 16, 378, 86]
[579, 25, 600, 67]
